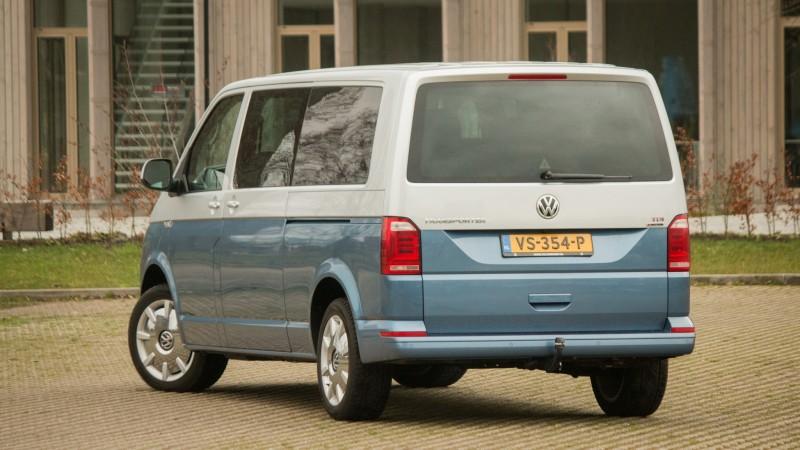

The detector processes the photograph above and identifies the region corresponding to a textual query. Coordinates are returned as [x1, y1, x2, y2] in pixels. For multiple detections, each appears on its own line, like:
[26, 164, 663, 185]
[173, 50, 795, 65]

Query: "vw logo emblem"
[537, 194, 559, 219]
[159, 330, 175, 351]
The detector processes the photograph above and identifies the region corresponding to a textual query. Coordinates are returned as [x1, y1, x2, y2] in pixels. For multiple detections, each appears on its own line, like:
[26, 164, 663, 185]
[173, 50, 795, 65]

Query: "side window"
[291, 86, 382, 186]
[183, 95, 243, 192]
[234, 88, 309, 188]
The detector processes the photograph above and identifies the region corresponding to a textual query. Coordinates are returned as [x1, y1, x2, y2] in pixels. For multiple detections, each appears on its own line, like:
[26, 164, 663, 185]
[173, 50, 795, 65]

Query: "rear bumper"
[356, 317, 695, 364]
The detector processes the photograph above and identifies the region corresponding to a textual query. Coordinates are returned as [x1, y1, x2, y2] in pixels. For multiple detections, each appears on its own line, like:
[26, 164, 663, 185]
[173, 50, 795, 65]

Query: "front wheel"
[128, 284, 228, 392]
[317, 298, 391, 421]
[590, 359, 668, 417]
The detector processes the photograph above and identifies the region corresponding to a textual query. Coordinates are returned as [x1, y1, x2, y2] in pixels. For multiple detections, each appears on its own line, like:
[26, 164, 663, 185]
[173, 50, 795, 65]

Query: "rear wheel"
[128, 284, 228, 392]
[392, 365, 467, 388]
[590, 359, 668, 417]
[316, 298, 391, 421]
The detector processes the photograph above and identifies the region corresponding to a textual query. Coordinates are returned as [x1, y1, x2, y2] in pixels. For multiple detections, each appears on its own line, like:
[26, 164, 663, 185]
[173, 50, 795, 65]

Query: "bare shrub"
[52, 158, 72, 240]
[728, 154, 758, 236]
[756, 160, 787, 236]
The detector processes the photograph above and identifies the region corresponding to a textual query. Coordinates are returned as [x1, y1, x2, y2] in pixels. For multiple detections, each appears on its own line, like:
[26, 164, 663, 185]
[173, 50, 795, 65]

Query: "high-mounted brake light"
[667, 213, 691, 272]
[508, 73, 568, 80]
[381, 217, 421, 275]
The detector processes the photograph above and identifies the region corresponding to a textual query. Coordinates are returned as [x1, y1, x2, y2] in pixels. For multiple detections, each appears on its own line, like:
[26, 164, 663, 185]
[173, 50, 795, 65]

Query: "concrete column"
[334, 0, 356, 67]
[88, 0, 114, 199]
[193, 0, 206, 123]
[587, 0, 604, 63]
[442, 0, 462, 62]
[697, 0, 715, 186]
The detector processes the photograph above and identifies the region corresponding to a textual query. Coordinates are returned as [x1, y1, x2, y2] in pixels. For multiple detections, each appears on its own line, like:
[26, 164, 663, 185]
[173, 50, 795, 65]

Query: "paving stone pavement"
[1, 286, 798, 449]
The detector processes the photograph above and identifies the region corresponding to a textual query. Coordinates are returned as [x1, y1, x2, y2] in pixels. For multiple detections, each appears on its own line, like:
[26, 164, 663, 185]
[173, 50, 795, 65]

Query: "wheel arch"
[140, 253, 180, 311]
[309, 259, 365, 353]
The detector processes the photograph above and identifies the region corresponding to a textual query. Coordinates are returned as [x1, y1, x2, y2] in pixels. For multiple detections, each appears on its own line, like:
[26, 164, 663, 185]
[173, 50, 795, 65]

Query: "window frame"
[525, 21, 587, 63]
[277, 25, 336, 72]
[174, 92, 246, 195]
[33, 25, 88, 196]
[782, 15, 800, 188]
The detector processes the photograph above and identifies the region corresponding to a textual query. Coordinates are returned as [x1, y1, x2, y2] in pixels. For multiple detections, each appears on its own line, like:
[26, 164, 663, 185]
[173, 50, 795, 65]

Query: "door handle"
[226, 200, 240, 209]
[208, 200, 221, 210]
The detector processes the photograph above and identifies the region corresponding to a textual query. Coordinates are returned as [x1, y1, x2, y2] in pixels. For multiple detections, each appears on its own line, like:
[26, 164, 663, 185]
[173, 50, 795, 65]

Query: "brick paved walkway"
[1, 286, 798, 448]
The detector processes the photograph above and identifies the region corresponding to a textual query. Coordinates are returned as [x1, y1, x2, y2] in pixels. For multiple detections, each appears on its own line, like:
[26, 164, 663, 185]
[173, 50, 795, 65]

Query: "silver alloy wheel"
[320, 314, 349, 406]
[135, 299, 193, 382]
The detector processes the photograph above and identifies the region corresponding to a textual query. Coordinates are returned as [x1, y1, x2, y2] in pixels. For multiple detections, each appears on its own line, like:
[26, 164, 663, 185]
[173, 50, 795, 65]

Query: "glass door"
[34, 0, 89, 194]
[784, 16, 800, 186]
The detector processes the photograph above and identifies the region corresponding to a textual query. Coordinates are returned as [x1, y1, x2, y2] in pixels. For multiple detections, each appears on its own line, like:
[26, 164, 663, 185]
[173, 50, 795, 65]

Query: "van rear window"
[407, 81, 673, 183]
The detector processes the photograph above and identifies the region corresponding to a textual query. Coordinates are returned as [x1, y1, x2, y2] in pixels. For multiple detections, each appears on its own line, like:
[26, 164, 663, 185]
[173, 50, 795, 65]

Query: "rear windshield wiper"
[540, 170, 633, 181]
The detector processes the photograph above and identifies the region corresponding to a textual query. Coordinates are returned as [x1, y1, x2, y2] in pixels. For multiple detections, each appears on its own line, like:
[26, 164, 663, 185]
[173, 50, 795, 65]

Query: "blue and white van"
[129, 63, 694, 421]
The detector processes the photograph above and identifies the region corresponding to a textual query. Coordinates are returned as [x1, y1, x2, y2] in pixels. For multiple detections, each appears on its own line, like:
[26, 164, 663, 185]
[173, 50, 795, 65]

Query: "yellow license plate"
[501, 233, 593, 257]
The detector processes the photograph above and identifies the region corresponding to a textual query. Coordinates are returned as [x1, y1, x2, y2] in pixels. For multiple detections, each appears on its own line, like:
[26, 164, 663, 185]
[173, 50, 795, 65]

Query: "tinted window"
[235, 89, 309, 188]
[184, 95, 243, 192]
[291, 87, 381, 186]
[407, 81, 672, 183]
[357, 0, 442, 64]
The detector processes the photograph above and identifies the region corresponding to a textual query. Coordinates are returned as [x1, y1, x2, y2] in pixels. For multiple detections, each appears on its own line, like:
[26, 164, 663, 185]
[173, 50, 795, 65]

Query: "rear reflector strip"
[671, 326, 695, 333]
[508, 73, 568, 80]
[379, 331, 428, 338]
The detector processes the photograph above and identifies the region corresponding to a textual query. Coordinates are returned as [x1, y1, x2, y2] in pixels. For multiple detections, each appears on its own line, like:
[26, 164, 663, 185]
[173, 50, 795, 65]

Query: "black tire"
[392, 365, 467, 388]
[590, 359, 668, 417]
[316, 298, 391, 421]
[128, 284, 228, 392]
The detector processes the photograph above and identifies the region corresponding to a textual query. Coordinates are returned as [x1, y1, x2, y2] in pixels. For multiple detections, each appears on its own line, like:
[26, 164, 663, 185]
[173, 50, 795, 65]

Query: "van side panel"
[282, 218, 424, 351]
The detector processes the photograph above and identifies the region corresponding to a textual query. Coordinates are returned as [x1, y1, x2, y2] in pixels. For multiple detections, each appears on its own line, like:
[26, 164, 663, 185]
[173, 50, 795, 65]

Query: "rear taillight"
[667, 213, 690, 272]
[381, 217, 421, 275]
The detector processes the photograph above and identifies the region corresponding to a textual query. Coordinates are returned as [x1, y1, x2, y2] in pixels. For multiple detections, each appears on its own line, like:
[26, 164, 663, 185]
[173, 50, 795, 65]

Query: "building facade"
[0, 0, 797, 201]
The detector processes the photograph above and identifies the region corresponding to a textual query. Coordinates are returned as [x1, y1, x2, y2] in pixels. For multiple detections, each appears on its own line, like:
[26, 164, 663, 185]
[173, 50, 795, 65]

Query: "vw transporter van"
[129, 63, 695, 421]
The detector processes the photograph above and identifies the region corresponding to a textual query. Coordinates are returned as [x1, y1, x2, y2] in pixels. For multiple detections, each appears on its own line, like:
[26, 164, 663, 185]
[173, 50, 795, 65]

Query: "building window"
[278, 0, 335, 72]
[784, 1, 800, 186]
[111, 0, 196, 190]
[526, 0, 587, 63]
[606, 0, 698, 139]
[357, 0, 442, 65]
[34, 0, 88, 193]
[606, 0, 698, 185]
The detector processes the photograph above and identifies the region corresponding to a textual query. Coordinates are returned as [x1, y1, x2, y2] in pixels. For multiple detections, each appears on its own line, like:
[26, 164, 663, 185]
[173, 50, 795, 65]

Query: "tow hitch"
[546, 337, 566, 373]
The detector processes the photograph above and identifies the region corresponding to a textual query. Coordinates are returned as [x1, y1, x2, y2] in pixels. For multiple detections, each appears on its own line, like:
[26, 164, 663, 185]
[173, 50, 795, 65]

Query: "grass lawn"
[0, 237, 797, 291]
[0, 242, 140, 289]
[691, 236, 800, 274]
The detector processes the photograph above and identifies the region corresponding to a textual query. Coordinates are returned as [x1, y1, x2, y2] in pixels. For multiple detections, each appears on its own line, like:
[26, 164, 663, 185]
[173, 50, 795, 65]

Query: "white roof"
[220, 61, 647, 93]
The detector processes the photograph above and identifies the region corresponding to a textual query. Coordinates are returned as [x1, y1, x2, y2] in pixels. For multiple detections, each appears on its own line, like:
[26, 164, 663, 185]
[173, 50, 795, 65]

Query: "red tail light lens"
[670, 326, 695, 334]
[381, 217, 421, 275]
[667, 214, 690, 272]
[379, 331, 427, 338]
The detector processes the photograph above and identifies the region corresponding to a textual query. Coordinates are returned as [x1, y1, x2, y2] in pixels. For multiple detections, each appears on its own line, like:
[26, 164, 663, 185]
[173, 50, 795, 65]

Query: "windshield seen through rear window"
[407, 80, 673, 183]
